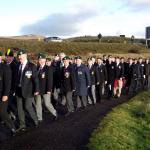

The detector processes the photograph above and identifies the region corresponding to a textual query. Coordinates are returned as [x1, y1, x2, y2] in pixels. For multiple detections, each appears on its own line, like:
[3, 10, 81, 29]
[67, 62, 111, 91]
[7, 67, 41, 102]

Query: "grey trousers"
[35, 94, 57, 121]
[77, 96, 87, 108]
[88, 85, 96, 104]
[16, 96, 38, 128]
[63, 91, 74, 112]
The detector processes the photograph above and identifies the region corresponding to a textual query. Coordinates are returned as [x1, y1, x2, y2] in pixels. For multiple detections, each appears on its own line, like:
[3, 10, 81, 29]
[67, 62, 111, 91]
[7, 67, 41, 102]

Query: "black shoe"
[38, 120, 42, 124]
[11, 128, 17, 137]
[65, 112, 70, 117]
[34, 122, 39, 128]
[53, 115, 58, 121]
[17, 127, 26, 132]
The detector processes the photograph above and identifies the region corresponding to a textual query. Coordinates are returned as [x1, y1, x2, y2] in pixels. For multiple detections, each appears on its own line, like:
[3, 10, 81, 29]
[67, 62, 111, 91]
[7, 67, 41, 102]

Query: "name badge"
[25, 71, 32, 79]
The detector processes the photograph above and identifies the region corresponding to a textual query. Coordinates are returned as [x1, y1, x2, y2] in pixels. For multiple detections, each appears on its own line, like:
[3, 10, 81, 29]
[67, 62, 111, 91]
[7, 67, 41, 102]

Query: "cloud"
[21, 9, 97, 36]
[125, 0, 150, 11]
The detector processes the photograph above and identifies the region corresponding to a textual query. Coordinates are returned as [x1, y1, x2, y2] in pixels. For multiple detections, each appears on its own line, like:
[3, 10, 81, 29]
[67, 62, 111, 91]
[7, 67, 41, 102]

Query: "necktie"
[18, 64, 23, 87]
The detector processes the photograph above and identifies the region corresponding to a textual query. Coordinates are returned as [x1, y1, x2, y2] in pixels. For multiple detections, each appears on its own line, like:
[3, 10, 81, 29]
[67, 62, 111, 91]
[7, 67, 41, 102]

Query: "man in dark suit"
[0, 54, 17, 136]
[144, 58, 150, 89]
[138, 57, 146, 90]
[5, 49, 18, 120]
[35, 53, 57, 122]
[87, 58, 97, 104]
[125, 58, 134, 93]
[96, 57, 107, 102]
[60, 56, 76, 115]
[129, 59, 141, 95]
[106, 56, 116, 99]
[75, 56, 91, 109]
[15, 49, 39, 131]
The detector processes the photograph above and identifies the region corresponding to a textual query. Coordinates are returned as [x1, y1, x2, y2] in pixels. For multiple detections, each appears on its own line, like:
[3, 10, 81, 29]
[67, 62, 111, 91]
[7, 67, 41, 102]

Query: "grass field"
[87, 92, 150, 150]
[0, 37, 149, 58]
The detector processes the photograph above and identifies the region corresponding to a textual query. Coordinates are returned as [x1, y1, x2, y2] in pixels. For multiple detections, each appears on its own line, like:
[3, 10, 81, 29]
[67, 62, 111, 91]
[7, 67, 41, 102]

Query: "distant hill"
[65, 35, 146, 44]
[0, 34, 45, 40]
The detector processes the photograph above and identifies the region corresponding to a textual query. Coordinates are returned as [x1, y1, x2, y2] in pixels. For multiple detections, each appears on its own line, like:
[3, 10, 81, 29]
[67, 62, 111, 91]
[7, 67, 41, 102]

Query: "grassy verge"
[87, 92, 150, 150]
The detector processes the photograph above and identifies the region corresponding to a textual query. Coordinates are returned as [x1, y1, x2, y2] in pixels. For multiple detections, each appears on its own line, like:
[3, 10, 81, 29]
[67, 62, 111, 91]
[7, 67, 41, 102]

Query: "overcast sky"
[0, 0, 150, 38]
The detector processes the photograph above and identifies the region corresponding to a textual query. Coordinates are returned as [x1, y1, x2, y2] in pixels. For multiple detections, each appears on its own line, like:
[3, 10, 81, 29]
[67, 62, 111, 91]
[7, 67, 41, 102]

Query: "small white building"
[44, 37, 63, 43]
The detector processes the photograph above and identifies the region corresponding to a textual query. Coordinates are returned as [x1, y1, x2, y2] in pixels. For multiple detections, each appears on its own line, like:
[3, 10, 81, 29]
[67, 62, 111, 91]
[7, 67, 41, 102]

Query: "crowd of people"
[0, 49, 149, 137]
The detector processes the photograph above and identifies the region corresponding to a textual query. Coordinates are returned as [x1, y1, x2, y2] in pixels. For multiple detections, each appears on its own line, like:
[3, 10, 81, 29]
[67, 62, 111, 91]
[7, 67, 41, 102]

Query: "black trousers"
[0, 101, 16, 130]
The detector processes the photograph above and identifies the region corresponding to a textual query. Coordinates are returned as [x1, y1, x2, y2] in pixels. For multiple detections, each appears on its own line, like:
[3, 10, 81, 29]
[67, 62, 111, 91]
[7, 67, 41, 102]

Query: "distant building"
[146, 26, 150, 48]
[44, 37, 63, 43]
[120, 35, 125, 38]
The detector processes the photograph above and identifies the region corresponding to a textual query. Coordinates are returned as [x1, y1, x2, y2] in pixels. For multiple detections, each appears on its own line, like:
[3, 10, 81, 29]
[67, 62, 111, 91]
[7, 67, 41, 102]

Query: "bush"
[87, 92, 150, 150]
[128, 49, 140, 53]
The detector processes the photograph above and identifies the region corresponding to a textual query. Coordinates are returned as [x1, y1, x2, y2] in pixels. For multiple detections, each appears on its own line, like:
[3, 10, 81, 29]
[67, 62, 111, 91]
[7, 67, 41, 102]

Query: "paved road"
[0, 95, 130, 150]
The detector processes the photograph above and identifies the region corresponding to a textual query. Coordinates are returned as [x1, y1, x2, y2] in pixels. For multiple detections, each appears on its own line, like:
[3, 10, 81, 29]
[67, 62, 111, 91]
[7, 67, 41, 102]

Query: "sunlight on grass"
[88, 91, 150, 150]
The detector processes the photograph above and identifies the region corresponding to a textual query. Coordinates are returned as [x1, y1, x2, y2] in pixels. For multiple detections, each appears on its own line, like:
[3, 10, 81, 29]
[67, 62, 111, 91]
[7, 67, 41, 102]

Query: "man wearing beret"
[87, 58, 98, 105]
[15, 49, 39, 131]
[75, 56, 91, 109]
[35, 53, 57, 122]
[5, 49, 18, 120]
[60, 56, 76, 115]
[0, 51, 17, 136]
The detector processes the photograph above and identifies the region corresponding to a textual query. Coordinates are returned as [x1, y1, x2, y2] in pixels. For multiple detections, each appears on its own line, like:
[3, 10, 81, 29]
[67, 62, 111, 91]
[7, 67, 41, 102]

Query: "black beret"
[38, 53, 46, 59]
[17, 49, 27, 56]
[63, 56, 70, 60]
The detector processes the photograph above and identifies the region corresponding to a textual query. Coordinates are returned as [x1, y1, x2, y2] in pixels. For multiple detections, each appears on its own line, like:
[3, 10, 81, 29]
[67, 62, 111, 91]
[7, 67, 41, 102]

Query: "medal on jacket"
[119, 66, 121, 69]
[42, 73, 45, 78]
[91, 71, 94, 75]
[25, 71, 32, 78]
[65, 72, 70, 78]
[78, 71, 83, 75]
[112, 66, 114, 69]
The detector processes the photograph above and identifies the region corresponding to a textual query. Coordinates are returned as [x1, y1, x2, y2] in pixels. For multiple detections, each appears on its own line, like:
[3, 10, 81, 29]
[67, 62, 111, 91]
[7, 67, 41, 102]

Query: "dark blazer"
[8, 59, 18, 93]
[114, 63, 124, 79]
[88, 65, 98, 85]
[144, 63, 150, 76]
[37, 65, 53, 95]
[16, 61, 39, 98]
[125, 63, 134, 87]
[75, 64, 91, 96]
[60, 65, 76, 93]
[96, 64, 107, 83]
[0, 63, 11, 99]
[106, 62, 116, 84]
[132, 63, 141, 79]
[52, 60, 61, 89]
[138, 63, 145, 78]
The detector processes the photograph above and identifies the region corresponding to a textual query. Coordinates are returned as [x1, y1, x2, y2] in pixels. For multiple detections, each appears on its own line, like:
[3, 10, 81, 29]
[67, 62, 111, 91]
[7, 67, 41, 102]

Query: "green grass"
[87, 92, 150, 150]
[0, 38, 149, 55]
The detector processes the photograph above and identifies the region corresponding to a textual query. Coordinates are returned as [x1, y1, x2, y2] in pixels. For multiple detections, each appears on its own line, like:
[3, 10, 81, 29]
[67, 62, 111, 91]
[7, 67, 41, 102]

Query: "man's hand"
[47, 92, 51, 94]
[2, 96, 8, 102]
[34, 92, 39, 96]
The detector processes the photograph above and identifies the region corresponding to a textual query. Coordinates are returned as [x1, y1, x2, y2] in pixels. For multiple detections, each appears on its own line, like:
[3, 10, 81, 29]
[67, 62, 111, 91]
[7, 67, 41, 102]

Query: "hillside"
[0, 35, 149, 58]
